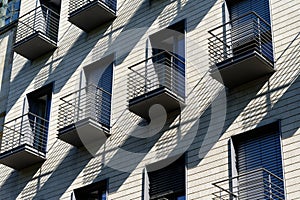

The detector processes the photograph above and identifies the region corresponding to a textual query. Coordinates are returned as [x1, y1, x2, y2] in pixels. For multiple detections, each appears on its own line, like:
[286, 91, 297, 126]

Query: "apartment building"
[0, 0, 299, 199]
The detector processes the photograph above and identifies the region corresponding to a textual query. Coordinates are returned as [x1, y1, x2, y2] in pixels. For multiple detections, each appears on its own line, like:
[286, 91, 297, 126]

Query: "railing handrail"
[60, 84, 111, 101]
[212, 168, 285, 199]
[128, 55, 185, 84]
[212, 183, 238, 198]
[2, 112, 49, 126]
[18, 5, 60, 21]
[128, 50, 185, 70]
[69, 0, 117, 14]
[58, 82, 112, 129]
[208, 11, 271, 35]
[213, 168, 283, 186]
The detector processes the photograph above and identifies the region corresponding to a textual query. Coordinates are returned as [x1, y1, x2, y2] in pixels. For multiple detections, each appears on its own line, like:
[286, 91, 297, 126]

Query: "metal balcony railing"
[208, 12, 273, 67]
[58, 84, 111, 131]
[15, 5, 60, 44]
[212, 168, 285, 200]
[69, 0, 117, 15]
[1, 113, 49, 154]
[128, 51, 185, 101]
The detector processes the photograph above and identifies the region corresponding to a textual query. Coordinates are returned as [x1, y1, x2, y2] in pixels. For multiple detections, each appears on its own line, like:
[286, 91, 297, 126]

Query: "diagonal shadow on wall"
[31, 142, 93, 199]
[0, 165, 39, 199]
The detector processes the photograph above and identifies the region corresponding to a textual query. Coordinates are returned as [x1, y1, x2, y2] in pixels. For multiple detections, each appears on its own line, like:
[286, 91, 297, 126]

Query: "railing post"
[170, 55, 174, 92]
[33, 115, 37, 146]
[19, 115, 24, 146]
[13, 119, 17, 148]
[144, 61, 148, 94]
[257, 17, 262, 53]
[268, 173, 272, 199]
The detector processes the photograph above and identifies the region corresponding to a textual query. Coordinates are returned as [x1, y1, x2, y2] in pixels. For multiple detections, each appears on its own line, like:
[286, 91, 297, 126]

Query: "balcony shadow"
[176, 68, 268, 169]
[0, 165, 39, 199]
[152, 0, 218, 33]
[41, 0, 168, 95]
[4, 56, 47, 113]
[249, 34, 300, 139]
[30, 141, 93, 199]
[5, 22, 109, 114]
[91, 112, 180, 193]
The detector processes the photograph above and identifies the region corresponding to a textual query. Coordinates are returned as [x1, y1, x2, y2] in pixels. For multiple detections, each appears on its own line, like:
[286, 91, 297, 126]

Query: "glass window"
[74, 180, 107, 200]
[145, 156, 186, 200]
[231, 122, 285, 199]
[0, 0, 20, 28]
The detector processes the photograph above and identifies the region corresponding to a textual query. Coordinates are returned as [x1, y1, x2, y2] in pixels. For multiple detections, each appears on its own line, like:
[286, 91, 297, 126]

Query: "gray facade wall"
[0, 0, 299, 199]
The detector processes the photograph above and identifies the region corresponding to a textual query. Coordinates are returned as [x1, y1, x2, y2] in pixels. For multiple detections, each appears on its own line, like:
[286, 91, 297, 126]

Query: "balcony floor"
[129, 87, 185, 120]
[14, 32, 57, 60]
[0, 145, 46, 170]
[69, 1, 116, 32]
[58, 118, 110, 148]
[210, 51, 275, 88]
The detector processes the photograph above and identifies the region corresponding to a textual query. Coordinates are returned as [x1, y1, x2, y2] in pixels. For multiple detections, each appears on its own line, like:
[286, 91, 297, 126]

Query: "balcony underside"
[0, 145, 46, 170]
[210, 51, 275, 88]
[69, 1, 116, 32]
[14, 32, 57, 60]
[58, 118, 110, 148]
[129, 87, 185, 120]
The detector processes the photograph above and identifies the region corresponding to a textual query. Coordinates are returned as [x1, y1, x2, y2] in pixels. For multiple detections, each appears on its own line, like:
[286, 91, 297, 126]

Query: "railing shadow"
[240, 32, 300, 135]
[31, 141, 93, 199]
[0, 165, 40, 199]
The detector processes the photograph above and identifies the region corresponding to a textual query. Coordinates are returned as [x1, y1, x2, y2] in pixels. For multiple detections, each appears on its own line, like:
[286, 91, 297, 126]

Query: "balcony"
[13, 5, 59, 60]
[128, 51, 185, 120]
[69, 0, 117, 32]
[0, 113, 48, 170]
[208, 12, 275, 88]
[212, 168, 285, 200]
[57, 85, 111, 148]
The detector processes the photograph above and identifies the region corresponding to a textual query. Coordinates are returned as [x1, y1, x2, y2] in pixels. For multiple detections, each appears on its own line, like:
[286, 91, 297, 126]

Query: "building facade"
[0, 0, 299, 199]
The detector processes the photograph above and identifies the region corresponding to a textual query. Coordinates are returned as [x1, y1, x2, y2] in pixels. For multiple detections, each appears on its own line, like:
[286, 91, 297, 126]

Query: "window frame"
[73, 179, 108, 200]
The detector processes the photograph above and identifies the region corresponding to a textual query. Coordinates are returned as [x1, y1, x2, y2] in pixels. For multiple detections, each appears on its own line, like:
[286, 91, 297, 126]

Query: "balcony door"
[144, 156, 186, 200]
[40, 0, 60, 41]
[27, 84, 52, 152]
[149, 20, 185, 99]
[226, 0, 273, 61]
[83, 56, 113, 128]
[231, 123, 285, 199]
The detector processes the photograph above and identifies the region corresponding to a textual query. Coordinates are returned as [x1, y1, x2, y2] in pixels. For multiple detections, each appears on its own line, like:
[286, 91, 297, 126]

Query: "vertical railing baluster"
[257, 17, 262, 53]
[19, 115, 23, 146]
[170, 55, 174, 92]
[268, 173, 272, 199]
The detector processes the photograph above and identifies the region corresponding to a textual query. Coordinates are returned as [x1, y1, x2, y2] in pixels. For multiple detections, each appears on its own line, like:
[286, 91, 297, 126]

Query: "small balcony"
[0, 113, 48, 170]
[212, 168, 285, 200]
[208, 12, 275, 88]
[128, 51, 185, 120]
[57, 85, 111, 148]
[69, 0, 117, 32]
[13, 5, 59, 60]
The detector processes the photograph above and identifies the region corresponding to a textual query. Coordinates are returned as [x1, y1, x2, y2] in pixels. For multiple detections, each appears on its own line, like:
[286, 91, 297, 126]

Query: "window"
[26, 83, 53, 152]
[231, 122, 285, 199]
[73, 180, 107, 200]
[83, 55, 114, 128]
[225, 0, 273, 61]
[144, 156, 186, 200]
[149, 20, 186, 99]
[0, 0, 21, 28]
[40, 0, 61, 42]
